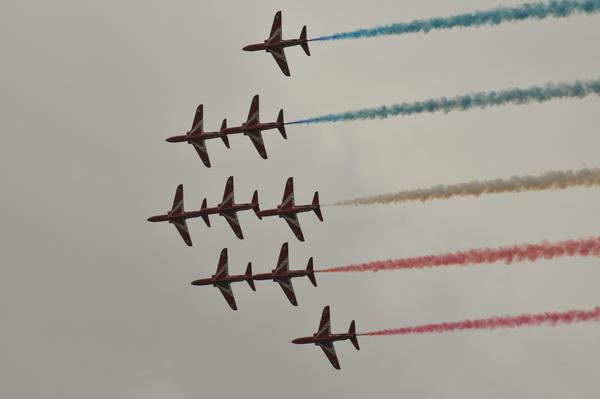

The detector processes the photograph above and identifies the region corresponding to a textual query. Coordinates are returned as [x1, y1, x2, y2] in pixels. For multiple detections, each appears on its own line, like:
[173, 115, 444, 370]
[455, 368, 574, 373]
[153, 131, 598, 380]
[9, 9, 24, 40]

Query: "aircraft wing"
[275, 242, 289, 272]
[190, 139, 211, 167]
[172, 219, 192, 246]
[214, 248, 228, 278]
[217, 283, 237, 310]
[316, 305, 331, 337]
[221, 176, 234, 207]
[268, 11, 282, 43]
[275, 277, 297, 306]
[246, 131, 268, 159]
[169, 184, 184, 216]
[270, 48, 290, 77]
[190, 104, 203, 134]
[246, 95, 259, 125]
[317, 342, 341, 370]
[283, 214, 304, 241]
[280, 177, 294, 208]
[223, 212, 244, 239]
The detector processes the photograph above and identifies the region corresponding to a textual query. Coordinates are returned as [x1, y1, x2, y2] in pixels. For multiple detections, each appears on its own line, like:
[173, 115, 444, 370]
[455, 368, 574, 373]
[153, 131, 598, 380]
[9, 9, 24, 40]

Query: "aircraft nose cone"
[291, 338, 301, 344]
[190, 280, 201, 286]
[166, 136, 178, 143]
[147, 216, 157, 222]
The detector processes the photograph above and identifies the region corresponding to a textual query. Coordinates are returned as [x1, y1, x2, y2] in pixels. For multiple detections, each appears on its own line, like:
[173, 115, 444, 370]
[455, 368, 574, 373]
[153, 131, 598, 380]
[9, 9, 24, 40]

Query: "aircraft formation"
[191, 243, 316, 310]
[166, 95, 287, 167]
[148, 176, 321, 244]
[148, 10, 357, 370]
[149, 5, 600, 370]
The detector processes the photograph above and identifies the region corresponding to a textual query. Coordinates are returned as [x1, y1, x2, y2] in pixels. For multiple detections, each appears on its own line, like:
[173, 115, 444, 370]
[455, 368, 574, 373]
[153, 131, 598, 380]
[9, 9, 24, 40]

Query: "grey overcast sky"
[2, 1, 600, 398]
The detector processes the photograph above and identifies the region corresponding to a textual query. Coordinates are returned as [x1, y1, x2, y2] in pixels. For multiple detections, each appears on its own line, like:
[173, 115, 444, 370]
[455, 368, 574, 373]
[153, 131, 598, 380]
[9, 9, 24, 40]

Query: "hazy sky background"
[2, 1, 600, 398]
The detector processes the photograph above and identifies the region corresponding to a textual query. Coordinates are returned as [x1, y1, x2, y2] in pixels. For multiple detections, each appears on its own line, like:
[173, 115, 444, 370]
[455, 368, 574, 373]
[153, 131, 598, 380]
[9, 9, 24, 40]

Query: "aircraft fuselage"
[216, 202, 255, 216]
[147, 210, 207, 223]
[166, 131, 224, 143]
[221, 121, 281, 136]
[257, 204, 317, 219]
[292, 333, 353, 346]
[243, 39, 305, 53]
[191, 274, 251, 287]
[252, 269, 309, 282]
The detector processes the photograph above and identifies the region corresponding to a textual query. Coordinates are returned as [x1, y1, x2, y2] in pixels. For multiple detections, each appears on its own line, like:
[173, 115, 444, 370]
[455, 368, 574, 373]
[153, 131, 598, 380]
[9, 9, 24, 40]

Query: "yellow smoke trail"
[334, 168, 600, 206]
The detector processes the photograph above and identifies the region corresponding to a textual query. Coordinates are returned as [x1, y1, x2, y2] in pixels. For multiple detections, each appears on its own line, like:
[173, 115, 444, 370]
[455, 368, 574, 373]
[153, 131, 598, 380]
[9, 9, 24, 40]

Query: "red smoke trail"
[359, 307, 600, 336]
[321, 236, 600, 273]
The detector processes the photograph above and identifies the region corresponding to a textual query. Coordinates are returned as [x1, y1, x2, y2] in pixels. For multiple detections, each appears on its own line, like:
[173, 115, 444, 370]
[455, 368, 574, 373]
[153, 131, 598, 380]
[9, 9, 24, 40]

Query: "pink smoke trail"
[360, 306, 600, 336]
[321, 237, 600, 273]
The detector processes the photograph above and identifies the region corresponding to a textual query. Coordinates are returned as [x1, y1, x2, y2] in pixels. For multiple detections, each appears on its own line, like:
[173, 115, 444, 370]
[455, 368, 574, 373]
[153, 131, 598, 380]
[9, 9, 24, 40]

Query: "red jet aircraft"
[220, 95, 286, 160]
[147, 184, 206, 246]
[242, 11, 310, 76]
[255, 177, 323, 241]
[191, 248, 255, 310]
[166, 104, 229, 167]
[252, 243, 317, 306]
[198, 176, 259, 240]
[292, 306, 360, 370]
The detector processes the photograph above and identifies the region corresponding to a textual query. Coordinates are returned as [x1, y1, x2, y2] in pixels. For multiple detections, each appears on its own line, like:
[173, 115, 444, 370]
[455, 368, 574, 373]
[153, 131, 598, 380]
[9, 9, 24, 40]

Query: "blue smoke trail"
[288, 79, 600, 125]
[312, 0, 600, 41]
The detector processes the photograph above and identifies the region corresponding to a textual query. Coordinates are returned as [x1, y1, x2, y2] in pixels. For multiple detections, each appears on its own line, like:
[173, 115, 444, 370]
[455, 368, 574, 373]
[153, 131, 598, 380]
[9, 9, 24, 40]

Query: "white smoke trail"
[334, 168, 600, 206]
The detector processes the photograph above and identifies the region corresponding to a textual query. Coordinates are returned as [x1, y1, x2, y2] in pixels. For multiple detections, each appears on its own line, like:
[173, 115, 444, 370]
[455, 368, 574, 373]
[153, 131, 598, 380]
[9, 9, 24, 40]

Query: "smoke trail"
[313, 0, 600, 41]
[322, 237, 600, 273]
[288, 79, 600, 125]
[360, 306, 600, 336]
[333, 167, 600, 206]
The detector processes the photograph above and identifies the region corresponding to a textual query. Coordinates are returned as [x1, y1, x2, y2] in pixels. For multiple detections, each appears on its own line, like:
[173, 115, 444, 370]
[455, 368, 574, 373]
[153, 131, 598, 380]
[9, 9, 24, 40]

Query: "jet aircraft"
[242, 11, 310, 76]
[191, 248, 255, 310]
[252, 243, 317, 306]
[220, 95, 286, 160]
[147, 184, 204, 246]
[198, 176, 259, 240]
[166, 104, 229, 167]
[255, 177, 323, 241]
[292, 306, 359, 370]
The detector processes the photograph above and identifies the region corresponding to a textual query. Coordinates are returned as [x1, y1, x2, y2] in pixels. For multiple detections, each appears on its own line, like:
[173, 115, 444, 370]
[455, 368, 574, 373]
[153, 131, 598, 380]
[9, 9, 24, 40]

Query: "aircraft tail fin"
[312, 191, 323, 221]
[251, 190, 261, 218]
[349, 321, 360, 350]
[300, 26, 310, 56]
[277, 109, 287, 139]
[306, 257, 317, 287]
[200, 198, 211, 227]
[245, 262, 256, 291]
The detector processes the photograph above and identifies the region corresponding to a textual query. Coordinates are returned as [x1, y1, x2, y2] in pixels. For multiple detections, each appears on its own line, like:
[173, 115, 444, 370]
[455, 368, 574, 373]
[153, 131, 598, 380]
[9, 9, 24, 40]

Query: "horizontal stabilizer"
[349, 321, 360, 350]
[312, 192, 323, 221]
[306, 257, 317, 287]
[221, 133, 230, 148]
[300, 26, 310, 56]
[251, 190, 260, 214]
[277, 109, 287, 139]
[245, 262, 256, 291]
[201, 198, 211, 227]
